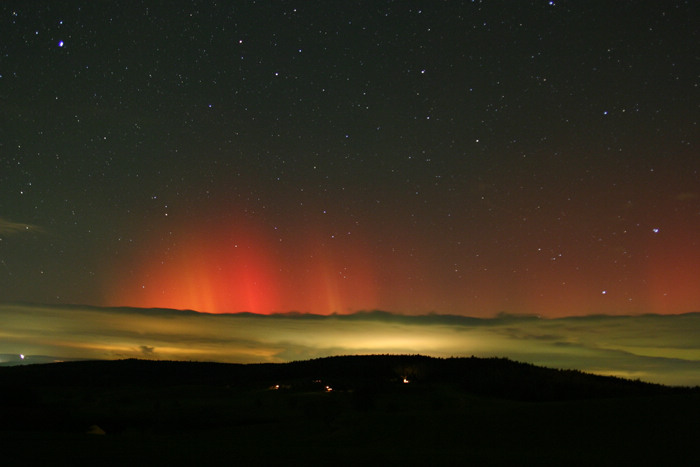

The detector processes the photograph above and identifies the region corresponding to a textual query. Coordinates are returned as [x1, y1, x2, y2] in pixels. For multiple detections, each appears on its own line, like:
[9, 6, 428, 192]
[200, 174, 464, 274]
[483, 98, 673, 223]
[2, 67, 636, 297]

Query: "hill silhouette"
[2, 354, 689, 399]
[1, 355, 699, 465]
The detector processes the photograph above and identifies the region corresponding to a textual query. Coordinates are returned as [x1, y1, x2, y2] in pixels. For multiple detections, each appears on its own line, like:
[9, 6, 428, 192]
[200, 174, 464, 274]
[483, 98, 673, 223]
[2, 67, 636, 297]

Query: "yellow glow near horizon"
[2, 303, 700, 386]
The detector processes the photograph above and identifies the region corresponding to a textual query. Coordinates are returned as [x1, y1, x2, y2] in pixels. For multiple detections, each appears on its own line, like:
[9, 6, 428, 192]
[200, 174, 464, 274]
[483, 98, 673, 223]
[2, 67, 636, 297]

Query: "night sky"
[2, 1, 698, 317]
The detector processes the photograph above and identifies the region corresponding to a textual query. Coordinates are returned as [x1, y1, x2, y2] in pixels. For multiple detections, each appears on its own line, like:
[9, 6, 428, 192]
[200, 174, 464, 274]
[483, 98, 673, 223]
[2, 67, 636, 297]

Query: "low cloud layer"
[2, 304, 700, 386]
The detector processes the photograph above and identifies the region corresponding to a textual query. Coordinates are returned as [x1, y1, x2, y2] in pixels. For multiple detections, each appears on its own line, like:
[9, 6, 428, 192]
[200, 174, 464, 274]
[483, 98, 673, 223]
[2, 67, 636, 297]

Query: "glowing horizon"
[102, 211, 700, 317]
[3, 303, 700, 387]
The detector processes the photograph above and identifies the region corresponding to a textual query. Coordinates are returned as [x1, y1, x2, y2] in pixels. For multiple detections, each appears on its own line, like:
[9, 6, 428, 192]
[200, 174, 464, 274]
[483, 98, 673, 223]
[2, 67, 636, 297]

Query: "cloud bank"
[2, 303, 700, 386]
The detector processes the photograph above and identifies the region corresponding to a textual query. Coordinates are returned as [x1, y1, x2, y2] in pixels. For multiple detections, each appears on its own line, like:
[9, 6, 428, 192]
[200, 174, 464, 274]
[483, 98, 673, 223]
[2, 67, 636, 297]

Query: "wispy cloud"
[0, 217, 43, 235]
[1, 304, 699, 386]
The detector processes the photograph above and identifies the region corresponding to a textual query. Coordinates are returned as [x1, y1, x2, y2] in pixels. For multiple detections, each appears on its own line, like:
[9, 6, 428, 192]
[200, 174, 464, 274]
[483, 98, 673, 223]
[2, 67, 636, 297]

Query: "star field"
[1, 1, 698, 316]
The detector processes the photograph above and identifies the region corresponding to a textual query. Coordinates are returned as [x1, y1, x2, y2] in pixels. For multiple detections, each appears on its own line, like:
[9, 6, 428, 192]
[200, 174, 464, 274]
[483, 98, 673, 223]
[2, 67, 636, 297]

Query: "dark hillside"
[0, 355, 689, 400]
[1, 356, 698, 466]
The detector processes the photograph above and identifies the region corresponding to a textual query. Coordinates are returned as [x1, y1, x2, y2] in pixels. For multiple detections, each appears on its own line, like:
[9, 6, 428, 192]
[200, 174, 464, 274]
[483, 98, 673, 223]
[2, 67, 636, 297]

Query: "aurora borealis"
[1, 1, 698, 382]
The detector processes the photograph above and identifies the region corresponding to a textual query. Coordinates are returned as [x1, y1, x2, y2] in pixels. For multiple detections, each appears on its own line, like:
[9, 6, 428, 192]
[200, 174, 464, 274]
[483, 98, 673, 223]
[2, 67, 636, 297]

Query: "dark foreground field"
[2, 355, 699, 466]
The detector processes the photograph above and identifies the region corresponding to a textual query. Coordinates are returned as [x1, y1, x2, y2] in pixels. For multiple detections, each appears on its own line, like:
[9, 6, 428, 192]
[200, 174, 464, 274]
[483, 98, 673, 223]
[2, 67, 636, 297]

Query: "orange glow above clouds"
[106, 191, 700, 317]
[109, 216, 381, 314]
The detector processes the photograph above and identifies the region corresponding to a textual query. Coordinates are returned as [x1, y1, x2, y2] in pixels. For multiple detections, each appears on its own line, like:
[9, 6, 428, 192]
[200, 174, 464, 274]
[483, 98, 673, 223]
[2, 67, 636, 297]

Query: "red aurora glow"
[107, 191, 700, 317]
[109, 217, 381, 315]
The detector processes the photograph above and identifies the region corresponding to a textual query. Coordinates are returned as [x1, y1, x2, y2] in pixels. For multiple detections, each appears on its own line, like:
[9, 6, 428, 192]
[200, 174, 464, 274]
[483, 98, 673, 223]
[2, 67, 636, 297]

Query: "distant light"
[58, 40, 64, 47]
[601, 290, 607, 295]
[403, 377, 410, 384]
[325, 385, 333, 392]
[19, 354, 25, 360]
[652, 228, 660, 233]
